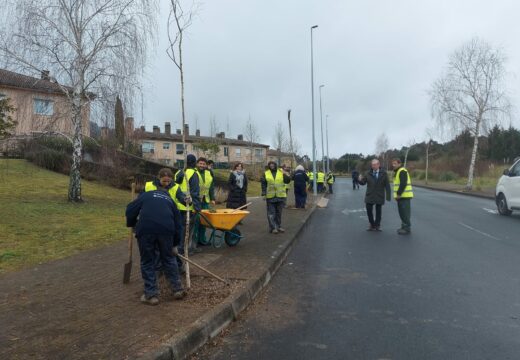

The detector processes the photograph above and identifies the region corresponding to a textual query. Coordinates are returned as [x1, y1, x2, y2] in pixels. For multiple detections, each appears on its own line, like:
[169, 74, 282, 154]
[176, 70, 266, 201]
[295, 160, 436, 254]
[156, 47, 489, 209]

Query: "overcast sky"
[140, 0, 520, 158]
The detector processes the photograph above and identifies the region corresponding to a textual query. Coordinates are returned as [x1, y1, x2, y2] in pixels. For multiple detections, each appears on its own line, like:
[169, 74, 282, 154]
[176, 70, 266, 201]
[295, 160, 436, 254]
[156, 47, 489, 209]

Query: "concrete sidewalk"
[0, 194, 319, 360]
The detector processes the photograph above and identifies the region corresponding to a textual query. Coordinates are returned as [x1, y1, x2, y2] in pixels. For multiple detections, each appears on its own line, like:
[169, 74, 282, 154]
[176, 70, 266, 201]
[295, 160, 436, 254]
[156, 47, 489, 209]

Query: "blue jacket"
[126, 190, 182, 244]
[292, 170, 309, 190]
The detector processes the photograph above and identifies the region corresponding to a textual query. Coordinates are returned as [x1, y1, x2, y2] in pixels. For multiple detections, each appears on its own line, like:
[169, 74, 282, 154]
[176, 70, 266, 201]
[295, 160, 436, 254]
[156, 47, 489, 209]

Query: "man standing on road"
[193, 157, 215, 247]
[261, 161, 291, 234]
[358, 159, 391, 231]
[327, 171, 335, 194]
[392, 158, 413, 235]
[292, 165, 309, 209]
[317, 169, 326, 193]
[352, 169, 360, 190]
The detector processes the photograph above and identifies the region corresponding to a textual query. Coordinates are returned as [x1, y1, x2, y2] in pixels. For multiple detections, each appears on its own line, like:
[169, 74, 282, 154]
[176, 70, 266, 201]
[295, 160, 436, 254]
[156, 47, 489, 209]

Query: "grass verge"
[0, 159, 131, 273]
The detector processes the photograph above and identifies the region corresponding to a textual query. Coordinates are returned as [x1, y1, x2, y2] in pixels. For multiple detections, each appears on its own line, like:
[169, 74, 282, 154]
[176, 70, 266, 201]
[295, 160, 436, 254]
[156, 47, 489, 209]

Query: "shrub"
[26, 149, 70, 173]
[437, 171, 459, 182]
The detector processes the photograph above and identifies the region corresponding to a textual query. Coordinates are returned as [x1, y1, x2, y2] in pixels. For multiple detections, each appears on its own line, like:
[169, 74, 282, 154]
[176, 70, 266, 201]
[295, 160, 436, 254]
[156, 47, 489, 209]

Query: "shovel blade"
[123, 261, 132, 284]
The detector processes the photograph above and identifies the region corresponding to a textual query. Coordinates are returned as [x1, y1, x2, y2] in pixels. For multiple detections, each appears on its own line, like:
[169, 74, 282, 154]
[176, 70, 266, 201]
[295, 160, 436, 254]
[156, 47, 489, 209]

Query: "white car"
[496, 158, 520, 215]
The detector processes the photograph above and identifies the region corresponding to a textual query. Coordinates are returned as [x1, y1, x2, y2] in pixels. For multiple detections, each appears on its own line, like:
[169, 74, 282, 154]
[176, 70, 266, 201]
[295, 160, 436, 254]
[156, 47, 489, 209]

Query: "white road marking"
[483, 207, 498, 215]
[342, 208, 366, 215]
[458, 222, 501, 241]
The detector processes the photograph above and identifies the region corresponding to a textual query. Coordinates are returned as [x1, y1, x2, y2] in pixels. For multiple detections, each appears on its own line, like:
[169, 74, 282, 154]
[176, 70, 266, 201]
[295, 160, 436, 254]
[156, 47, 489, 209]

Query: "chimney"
[237, 134, 244, 141]
[184, 124, 189, 136]
[176, 129, 182, 135]
[196, 129, 201, 137]
[165, 122, 171, 135]
[216, 132, 225, 139]
[153, 125, 160, 135]
[41, 70, 50, 81]
[140, 125, 145, 132]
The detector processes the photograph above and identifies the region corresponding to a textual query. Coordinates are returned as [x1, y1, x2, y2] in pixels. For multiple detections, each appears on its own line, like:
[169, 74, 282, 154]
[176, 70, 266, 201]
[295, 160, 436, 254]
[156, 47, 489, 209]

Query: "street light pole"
[319, 84, 325, 173]
[326, 114, 330, 173]
[310, 25, 318, 196]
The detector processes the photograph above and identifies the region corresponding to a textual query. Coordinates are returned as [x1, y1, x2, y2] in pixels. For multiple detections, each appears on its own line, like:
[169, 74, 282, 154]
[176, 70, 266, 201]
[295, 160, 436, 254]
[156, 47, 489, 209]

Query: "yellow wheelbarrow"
[198, 209, 249, 247]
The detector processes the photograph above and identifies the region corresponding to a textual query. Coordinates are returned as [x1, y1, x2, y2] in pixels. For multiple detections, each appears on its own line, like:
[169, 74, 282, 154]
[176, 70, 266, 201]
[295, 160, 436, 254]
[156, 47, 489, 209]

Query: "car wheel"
[497, 194, 513, 216]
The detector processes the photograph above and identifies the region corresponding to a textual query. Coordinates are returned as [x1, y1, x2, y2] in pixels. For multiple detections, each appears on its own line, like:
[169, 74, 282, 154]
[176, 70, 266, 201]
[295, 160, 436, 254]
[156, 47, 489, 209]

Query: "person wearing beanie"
[261, 161, 291, 234]
[174, 154, 201, 263]
[292, 165, 309, 209]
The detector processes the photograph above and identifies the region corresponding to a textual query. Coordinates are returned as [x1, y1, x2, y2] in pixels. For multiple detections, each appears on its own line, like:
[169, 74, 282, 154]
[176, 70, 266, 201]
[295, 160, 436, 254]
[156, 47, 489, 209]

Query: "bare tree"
[430, 37, 511, 190]
[1, 0, 157, 202]
[167, 0, 197, 288]
[375, 132, 389, 156]
[403, 138, 416, 168]
[273, 121, 288, 166]
[244, 115, 259, 166]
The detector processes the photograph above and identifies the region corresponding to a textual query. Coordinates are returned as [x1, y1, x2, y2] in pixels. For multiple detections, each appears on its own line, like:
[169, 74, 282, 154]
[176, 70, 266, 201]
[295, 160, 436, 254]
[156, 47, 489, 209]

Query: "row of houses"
[0, 68, 293, 167]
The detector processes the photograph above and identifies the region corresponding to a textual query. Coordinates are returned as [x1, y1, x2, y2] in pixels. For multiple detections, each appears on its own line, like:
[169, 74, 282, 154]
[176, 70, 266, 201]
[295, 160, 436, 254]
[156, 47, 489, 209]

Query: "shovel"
[123, 182, 136, 284]
[177, 254, 229, 285]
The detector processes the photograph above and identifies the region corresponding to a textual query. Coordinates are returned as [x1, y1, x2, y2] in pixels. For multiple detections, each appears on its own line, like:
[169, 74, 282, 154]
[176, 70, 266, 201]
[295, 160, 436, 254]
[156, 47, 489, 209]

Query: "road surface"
[196, 178, 520, 360]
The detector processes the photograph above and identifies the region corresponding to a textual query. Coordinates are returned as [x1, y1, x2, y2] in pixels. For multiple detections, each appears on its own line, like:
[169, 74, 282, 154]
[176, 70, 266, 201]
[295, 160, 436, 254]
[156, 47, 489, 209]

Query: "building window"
[163, 143, 171, 150]
[224, 147, 229, 156]
[255, 148, 263, 157]
[176, 144, 186, 155]
[142, 141, 155, 153]
[33, 98, 54, 116]
[235, 148, 241, 157]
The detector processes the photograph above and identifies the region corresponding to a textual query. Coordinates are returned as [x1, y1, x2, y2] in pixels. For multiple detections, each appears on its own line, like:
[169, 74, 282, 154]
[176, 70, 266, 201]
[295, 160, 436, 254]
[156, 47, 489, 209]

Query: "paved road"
[196, 178, 520, 360]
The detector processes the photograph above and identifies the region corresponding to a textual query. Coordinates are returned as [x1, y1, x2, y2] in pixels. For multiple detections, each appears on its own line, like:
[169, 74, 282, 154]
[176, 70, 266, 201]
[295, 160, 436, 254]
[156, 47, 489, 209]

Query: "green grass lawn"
[0, 159, 131, 273]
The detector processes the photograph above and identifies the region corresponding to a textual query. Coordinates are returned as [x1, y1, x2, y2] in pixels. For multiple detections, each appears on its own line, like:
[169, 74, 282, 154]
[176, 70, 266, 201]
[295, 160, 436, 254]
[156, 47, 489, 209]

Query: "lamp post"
[326, 114, 330, 173]
[310, 25, 318, 196]
[319, 84, 325, 173]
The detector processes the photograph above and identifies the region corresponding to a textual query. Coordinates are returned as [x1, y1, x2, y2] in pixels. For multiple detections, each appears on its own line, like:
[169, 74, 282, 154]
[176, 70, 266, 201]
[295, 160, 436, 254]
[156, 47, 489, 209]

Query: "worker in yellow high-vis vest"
[261, 161, 291, 234]
[193, 157, 215, 247]
[392, 158, 413, 235]
[317, 170, 326, 193]
[174, 154, 201, 262]
[307, 170, 314, 192]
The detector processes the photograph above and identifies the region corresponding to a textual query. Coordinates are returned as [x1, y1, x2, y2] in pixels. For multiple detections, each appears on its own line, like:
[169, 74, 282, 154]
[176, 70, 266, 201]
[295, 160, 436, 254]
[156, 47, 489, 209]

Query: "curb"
[136, 199, 320, 360]
[414, 184, 495, 200]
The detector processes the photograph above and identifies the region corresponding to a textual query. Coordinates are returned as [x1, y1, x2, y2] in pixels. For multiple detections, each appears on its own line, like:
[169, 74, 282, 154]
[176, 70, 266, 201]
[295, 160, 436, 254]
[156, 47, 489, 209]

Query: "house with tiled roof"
[136, 122, 270, 168]
[0, 68, 90, 137]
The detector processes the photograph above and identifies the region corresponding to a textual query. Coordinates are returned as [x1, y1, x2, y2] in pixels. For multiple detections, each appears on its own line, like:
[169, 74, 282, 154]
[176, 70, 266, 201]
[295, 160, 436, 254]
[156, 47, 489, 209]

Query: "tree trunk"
[466, 118, 481, 191]
[178, 34, 191, 289]
[68, 94, 83, 202]
[425, 141, 430, 184]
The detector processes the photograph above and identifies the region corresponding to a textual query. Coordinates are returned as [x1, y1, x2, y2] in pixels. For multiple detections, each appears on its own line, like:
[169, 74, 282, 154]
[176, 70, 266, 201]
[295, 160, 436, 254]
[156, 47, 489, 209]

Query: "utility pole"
[319, 84, 325, 173]
[326, 114, 330, 173]
[310, 25, 318, 196]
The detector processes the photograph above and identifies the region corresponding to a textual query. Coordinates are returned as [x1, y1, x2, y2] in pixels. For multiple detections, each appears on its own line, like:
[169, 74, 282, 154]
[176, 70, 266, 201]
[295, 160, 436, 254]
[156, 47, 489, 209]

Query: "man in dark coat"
[352, 169, 360, 190]
[292, 165, 309, 208]
[358, 159, 391, 231]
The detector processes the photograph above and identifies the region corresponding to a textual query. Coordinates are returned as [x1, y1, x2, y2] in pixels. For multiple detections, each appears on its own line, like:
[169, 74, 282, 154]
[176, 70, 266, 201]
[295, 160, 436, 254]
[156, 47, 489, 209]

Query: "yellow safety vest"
[265, 169, 287, 199]
[197, 169, 213, 203]
[144, 181, 180, 202]
[308, 172, 314, 181]
[327, 174, 335, 184]
[175, 168, 201, 211]
[317, 172, 325, 183]
[393, 167, 414, 199]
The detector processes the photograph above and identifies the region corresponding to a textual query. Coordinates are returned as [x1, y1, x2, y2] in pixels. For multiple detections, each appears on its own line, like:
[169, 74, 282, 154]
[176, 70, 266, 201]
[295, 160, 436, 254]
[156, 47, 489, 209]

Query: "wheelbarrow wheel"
[225, 228, 242, 247]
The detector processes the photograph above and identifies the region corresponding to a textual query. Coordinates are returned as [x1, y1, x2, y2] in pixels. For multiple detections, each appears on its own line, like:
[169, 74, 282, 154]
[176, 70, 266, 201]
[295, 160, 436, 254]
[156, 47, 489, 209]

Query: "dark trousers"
[397, 198, 412, 231]
[366, 203, 382, 227]
[137, 234, 183, 297]
[294, 188, 307, 208]
[193, 202, 209, 245]
[317, 182, 325, 193]
[267, 199, 285, 231]
[353, 179, 359, 190]
[328, 184, 333, 194]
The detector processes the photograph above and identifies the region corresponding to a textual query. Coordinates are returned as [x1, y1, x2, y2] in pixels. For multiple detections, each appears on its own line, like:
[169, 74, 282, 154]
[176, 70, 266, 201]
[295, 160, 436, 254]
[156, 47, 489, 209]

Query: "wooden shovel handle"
[231, 202, 252, 213]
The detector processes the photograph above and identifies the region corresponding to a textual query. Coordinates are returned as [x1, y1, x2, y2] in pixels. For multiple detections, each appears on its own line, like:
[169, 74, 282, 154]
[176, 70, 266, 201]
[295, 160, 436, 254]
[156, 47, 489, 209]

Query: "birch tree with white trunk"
[0, 0, 157, 202]
[430, 37, 511, 190]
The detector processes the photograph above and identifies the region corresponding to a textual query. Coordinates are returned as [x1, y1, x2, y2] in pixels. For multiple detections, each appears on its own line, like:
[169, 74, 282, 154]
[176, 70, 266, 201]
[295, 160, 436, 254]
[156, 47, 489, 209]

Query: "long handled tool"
[123, 182, 136, 284]
[177, 254, 229, 285]
[230, 202, 252, 213]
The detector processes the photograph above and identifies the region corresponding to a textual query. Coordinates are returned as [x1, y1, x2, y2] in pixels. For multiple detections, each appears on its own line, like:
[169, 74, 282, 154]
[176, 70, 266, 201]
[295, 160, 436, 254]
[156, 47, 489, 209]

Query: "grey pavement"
[196, 178, 520, 360]
[0, 193, 315, 360]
